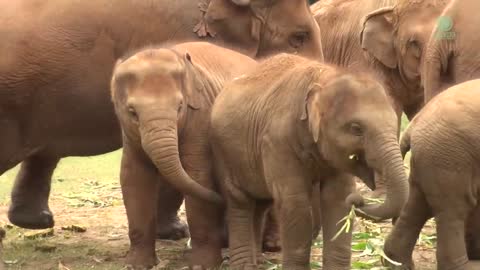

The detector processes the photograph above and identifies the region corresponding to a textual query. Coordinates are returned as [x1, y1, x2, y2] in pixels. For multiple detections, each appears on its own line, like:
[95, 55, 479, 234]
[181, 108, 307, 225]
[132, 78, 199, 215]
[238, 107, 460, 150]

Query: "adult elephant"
[0, 0, 322, 236]
[313, 0, 448, 125]
[311, 0, 448, 199]
[423, 0, 480, 102]
[356, 0, 450, 117]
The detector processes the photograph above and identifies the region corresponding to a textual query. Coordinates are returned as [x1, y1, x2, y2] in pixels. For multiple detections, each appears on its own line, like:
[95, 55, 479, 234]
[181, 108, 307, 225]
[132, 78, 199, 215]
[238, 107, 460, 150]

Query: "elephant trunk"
[350, 135, 409, 221]
[140, 118, 223, 205]
[422, 44, 443, 103]
[422, 31, 455, 103]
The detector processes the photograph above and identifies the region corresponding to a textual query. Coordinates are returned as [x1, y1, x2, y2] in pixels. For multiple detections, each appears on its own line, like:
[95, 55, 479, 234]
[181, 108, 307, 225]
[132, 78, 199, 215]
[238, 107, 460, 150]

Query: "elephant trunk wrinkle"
[353, 136, 409, 221]
[140, 119, 223, 205]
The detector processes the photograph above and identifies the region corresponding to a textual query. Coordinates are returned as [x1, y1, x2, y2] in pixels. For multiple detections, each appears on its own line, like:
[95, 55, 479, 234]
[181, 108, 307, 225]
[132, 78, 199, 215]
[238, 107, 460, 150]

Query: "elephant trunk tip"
[345, 192, 400, 222]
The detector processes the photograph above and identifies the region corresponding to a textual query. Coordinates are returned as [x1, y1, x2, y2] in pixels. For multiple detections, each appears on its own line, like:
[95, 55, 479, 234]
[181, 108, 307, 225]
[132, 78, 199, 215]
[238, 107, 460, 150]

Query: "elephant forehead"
[117, 49, 184, 78]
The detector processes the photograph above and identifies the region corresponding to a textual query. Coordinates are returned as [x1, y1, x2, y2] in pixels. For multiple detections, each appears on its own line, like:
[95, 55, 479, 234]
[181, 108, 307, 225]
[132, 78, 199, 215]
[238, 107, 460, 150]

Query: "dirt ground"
[0, 151, 437, 269]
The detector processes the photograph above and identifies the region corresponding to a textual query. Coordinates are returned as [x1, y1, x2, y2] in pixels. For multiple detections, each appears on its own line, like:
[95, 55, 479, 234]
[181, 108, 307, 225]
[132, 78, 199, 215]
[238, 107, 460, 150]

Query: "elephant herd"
[1, 0, 480, 269]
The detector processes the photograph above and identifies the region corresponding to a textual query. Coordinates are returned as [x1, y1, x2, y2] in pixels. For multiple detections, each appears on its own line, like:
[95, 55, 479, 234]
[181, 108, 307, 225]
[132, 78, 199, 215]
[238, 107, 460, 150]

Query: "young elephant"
[383, 79, 480, 270]
[111, 42, 257, 269]
[210, 54, 409, 269]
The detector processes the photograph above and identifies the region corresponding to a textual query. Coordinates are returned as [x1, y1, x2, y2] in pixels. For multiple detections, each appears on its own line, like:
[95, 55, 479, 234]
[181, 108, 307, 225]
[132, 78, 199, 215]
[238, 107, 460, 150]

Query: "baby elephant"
[210, 54, 408, 269]
[383, 79, 480, 270]
[111, 42, 256, 269]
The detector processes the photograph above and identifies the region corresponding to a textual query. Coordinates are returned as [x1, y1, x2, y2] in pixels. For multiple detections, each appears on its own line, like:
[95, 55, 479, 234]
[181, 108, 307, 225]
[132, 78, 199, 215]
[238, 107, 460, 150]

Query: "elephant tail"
[400, 124, 412, 159]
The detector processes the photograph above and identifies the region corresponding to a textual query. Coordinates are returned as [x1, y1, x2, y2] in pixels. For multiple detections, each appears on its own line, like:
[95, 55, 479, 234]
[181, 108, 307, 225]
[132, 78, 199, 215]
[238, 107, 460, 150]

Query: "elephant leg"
[428, 169, 472, 270]
[465, 205, 480, 260]
[320, 173, 354, 270]
[8, 154, 59, 229]
[383, 182, 431, 269]
[227, 194, 257, 269]
[436, 213, 470, 270]
[182, 149, 223, 269]
[276, 193, 312, 270]
[254, 201, 270, 264]
[155, 182, 189, 240]
[262, 143, 312, 270]
[311, 182, 321, 240]
[121, 146, 159, 268]
[262, 208, 281, 252]
[184, 194, 223, 268]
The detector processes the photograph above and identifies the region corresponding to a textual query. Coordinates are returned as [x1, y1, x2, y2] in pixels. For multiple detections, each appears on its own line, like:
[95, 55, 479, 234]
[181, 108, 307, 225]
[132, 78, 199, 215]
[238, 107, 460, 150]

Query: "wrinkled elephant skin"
[384, 80, 480, 270]
[210, 54, 408, 269]
[111, 42, 257, 268]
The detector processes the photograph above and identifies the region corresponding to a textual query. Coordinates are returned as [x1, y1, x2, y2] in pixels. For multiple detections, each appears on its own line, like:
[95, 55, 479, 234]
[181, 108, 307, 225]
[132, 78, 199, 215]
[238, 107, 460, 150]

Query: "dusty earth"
[0, 151, 438, 269]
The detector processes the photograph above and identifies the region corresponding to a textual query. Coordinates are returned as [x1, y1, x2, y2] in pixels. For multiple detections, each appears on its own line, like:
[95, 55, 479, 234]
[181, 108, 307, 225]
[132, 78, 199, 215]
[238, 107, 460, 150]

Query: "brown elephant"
[311, 0, 448, 200]
[358, 0, 449, 117]
[423, 0, 480, 103]
[383, 80, 480, 270]
[0, 0, 322, 242]
[111, 42, 258, 269]
[210, 53, 409, 269]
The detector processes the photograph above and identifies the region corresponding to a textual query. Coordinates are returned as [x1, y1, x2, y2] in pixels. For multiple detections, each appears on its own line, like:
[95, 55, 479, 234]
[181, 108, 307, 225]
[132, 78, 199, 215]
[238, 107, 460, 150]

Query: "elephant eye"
[127, 106, 139, 121]
[289, 31, 309, 49]
[348, 122, 363, 136]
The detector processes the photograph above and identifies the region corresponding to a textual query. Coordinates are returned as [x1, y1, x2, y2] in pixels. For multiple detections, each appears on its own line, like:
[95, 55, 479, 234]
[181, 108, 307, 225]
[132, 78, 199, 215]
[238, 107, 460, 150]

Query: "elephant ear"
[360, 7, 397, 69]
[183, 52, 201, 110]
[301, 85, 322, 143]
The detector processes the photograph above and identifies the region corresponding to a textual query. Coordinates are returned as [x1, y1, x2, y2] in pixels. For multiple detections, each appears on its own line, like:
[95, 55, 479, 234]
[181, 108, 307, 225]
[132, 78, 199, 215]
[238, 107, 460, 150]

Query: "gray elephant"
[0, 0, 322, 237]
[210, 53, 409, 269]
[111, 42, 257, 269]
[383, 79, 480, 270]
[423, 0, 480, 102]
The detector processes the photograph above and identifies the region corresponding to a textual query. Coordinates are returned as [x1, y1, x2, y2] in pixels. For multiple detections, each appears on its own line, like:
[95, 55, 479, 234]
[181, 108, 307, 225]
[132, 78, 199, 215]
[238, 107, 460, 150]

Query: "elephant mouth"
[349, 152, 375, 190]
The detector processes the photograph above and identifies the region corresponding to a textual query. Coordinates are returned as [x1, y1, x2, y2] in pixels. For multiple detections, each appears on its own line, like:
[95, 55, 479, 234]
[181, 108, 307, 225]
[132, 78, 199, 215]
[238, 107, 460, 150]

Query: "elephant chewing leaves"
[210, 54, 408, 269]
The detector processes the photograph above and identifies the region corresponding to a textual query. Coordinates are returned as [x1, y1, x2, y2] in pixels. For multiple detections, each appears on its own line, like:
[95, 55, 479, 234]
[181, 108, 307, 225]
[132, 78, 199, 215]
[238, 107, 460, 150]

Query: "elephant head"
[423, 0, 480, 103]
[302, 73, 408, 220]
[205, 0, 324, 60]
[111, 48, 222, 205]
[360, 0, 449, 111]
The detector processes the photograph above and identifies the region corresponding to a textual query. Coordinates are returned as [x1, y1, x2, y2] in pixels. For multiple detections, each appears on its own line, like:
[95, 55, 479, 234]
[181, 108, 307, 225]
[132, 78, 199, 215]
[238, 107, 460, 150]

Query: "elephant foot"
[125, 247, 159, 270]
[156, 217, 189, 240]
[262, 228, 281, 252]
[8, 204, 54, 229]
[380, 251, 414, 270]
[184, 246, 223, 269]
[256, 253, 266, 265]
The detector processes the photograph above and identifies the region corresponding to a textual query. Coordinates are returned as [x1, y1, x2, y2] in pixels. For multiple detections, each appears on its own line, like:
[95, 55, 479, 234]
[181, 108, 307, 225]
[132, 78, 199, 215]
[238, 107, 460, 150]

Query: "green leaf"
[351, 242, 367, 252]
